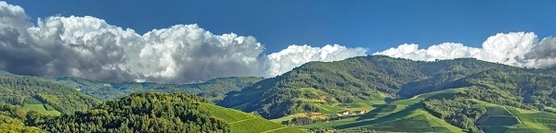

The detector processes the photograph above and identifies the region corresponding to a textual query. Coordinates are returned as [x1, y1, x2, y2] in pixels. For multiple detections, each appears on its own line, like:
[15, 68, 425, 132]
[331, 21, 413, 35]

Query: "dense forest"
[0, 102, 45, 132]
[37, 92, 230, 132]
[454, 68, 556, 110]
[424, 98, 486, 132]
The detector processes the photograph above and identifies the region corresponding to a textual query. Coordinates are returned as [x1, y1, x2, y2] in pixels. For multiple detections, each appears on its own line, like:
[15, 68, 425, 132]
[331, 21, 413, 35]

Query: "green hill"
[451, 68, 556, 110]
[36, 92, 306, 133]
[216, 55, 556, 132]
[296, 88, 466, 132]
[297, 88, 556, 132]
[219, 55, 506, 119]
[49, 76, 262, 101]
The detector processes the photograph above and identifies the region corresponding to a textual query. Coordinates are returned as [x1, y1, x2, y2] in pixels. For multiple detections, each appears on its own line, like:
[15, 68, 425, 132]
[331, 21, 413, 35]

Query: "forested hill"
[38, 92, 230, 132]
[218, 55, 552, 119]
[451, 68, 556, 109]
[49, 76, 262, 101]
[0, 73, 101, 132]
[36, 92, 306, 133]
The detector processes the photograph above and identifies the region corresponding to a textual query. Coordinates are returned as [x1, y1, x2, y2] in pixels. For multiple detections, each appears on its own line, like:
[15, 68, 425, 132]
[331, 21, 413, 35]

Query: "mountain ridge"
[219, 55, 515, 119]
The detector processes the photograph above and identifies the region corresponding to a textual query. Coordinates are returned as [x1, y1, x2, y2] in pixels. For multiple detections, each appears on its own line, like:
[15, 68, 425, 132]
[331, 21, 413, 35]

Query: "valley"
[1, 55, 556, 132]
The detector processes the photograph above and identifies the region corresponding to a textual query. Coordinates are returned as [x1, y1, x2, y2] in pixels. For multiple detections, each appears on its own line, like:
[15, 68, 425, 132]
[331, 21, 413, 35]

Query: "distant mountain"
[48, 76, 262, 101]
[36, 92, 306, 133]
[0, 74, 101, 115]
[0, 70, 10, 74]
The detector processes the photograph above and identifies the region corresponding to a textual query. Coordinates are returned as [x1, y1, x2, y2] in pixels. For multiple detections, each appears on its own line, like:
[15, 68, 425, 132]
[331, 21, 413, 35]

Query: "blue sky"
[1, 0, 556, 83]
[7, 0, 556, 53]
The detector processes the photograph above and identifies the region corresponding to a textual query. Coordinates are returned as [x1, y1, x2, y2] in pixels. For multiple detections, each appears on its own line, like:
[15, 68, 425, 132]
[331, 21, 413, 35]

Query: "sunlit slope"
[297, 87, 556, 132]
[202, 103, 307, 133]
[474, 101, 556, 133]
[299, 88, 466, 132]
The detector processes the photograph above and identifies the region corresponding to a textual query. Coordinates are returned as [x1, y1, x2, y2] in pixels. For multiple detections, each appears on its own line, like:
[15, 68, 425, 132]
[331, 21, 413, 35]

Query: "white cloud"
[6, 1, 554, 83]
[265, 44, 367, 77]
[375, 43, 481, 61]
[0, 1, 367, 83]
[375, 32, 556, 68]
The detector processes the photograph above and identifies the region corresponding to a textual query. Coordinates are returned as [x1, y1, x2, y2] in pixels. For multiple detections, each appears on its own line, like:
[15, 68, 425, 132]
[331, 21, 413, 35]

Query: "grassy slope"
[298, 88, 466, 132]
[270, 87, 384, 123]
[201, 103, 307, 133]
[22, 104, 60, 116]
[293, 87, 556, 132]
[474, 100, 556, 132]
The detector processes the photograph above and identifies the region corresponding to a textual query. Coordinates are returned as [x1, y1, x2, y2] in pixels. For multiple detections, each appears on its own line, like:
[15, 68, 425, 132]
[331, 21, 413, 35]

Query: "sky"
[7, 0, 556, 53]
[0, 1, 555, 83]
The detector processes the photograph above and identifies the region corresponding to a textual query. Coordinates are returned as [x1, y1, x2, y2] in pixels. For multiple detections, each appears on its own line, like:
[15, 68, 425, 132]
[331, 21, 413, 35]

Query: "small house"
[340, 110, 350, 115]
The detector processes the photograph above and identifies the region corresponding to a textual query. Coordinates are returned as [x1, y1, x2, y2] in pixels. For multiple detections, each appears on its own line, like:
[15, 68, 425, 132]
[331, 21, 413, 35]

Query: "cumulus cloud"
[0, 2, 366, 83]
[265, 44, 367, 76]
[375, 32, 556, 68]
[376, 43, 481, 61]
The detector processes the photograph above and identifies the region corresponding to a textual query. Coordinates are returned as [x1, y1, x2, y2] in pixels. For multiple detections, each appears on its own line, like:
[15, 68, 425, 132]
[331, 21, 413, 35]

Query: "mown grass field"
[23, 103, 61, 116]
[201, 103, 307, 133]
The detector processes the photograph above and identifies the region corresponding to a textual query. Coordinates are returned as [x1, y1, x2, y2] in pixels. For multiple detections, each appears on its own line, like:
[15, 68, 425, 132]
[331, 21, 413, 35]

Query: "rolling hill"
[2, 55, 556, 133]
[0, 70, 304, 132]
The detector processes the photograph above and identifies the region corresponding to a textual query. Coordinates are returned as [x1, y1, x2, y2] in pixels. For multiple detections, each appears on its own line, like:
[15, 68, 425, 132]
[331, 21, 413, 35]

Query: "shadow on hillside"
[356, 105, 389, 121]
